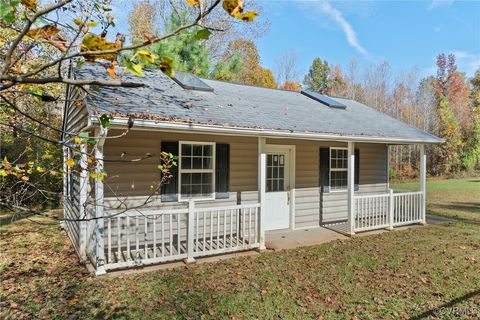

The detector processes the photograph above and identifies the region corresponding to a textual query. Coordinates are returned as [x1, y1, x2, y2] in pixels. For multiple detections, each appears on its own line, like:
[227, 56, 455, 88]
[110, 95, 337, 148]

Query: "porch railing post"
[258, 137, 266, 250]
[78, 142, 88, 260]
[420, 144, 427, 225]
[388, 189, 394, 230]
[185, 200, 196, 263]
[347, 142, 355, 235]
[94, 126, 107, 276]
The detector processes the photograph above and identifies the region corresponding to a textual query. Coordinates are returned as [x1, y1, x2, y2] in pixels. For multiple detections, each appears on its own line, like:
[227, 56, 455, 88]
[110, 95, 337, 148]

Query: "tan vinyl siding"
[266, 139, 346, 228]
[321, 143, 388, 223]
[102, 131, 388, 228]
[103, 130, 258, 209]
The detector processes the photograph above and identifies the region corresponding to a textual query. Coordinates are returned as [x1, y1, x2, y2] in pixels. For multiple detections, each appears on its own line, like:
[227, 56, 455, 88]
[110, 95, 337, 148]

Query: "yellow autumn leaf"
[222, 0, 243, 16]
[158, 56, 174, 77]
[135, 50, 157, 63]
[73, 18, 83, 26]
[186, 0, 200, 6]
[89, 172, 96, 179]
[86, 21, 98, 28]
[36, 166, 45, 173]
[66, 158, 75, 167]
[21, 0, 37, 11]
[74, 137, 82, 144]
[2, 156, 9, 166]
[0, 169, 7, 177]
[81, 33, 120, 62]
[234, 11, 258, 22]
[106, 66, 116, 78]
[26, 25, 60, 39]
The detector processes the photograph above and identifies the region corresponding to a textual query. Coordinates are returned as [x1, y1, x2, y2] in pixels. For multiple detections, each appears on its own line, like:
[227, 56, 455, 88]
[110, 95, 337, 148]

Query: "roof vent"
[301, 90, 346, 109]
[173, 72, 213, 92]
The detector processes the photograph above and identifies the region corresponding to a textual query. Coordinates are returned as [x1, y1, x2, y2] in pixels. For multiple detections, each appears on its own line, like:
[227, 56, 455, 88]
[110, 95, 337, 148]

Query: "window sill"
[178, 196, 216, 202]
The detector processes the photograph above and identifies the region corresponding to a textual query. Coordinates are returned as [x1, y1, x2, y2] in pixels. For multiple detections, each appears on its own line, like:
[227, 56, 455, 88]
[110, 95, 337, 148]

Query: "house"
[62, 63, 443, 275]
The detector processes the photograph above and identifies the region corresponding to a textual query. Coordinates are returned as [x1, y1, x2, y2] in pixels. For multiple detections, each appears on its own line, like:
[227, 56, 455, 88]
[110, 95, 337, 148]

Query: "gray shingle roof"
[75, 63, 442, 143]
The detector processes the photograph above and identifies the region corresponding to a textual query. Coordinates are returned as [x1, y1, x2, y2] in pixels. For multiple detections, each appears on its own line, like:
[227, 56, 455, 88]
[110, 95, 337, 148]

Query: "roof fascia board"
[92, 117, 444, 145]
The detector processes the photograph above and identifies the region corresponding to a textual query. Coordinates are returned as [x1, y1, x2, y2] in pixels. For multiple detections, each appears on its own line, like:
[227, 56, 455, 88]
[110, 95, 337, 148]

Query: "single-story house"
[62, 63, 443, 275]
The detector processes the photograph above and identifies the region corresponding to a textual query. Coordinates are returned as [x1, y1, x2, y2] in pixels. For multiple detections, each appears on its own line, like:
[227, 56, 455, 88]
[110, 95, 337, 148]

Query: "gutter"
[91, 116, 445, 145]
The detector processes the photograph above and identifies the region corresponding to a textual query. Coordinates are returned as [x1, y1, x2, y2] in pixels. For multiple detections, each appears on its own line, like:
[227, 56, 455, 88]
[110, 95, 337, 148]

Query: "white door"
[265, 147, 291, 231]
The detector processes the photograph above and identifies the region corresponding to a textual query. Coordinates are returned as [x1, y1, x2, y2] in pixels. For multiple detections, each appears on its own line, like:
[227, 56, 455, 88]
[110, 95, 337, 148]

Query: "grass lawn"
[392, 177, 480, 222]
[1, 178, 479, 319]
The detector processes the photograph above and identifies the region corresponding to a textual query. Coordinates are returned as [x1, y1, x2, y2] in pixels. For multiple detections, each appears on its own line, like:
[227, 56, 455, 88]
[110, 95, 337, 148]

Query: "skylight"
[301, 91, 346, 109]
[173, 72, 213, 92]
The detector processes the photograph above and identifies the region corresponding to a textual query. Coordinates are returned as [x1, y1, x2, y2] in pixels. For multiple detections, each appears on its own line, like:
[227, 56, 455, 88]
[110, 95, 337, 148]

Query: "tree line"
[301, 55, 479, 178]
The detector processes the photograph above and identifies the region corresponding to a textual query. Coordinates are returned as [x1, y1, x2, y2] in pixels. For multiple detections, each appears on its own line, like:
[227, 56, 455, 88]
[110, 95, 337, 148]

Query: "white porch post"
[420, 144, 427, 225]
[185, 200, 196, 263]
[347, 142, 355, 235]
[388, 189, 394, 230]
[258, 137, 266, 250]
[78, 143, 88, 260]
[95, 127, 107, 276]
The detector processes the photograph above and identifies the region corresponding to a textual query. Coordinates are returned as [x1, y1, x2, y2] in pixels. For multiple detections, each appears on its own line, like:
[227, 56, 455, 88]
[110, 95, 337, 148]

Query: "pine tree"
[303, 58, 330, 94]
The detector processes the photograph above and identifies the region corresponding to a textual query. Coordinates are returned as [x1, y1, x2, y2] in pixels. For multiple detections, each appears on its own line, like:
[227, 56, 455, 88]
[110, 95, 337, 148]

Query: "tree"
[303, 57, 330, 94]
[274, 49, 299, 85]
[147, 9, 211, 77]
[210, 52, 243, 81]
[213, 39, 276, 88]
[461, 69, 480, 170]
[326, 65, 348, 97]
[0, 0, 258, 217]
[432, 54, 464, 174]
[128, 0, 157, 43]
[153, 0, 269, 61]
[280, 81, 301, 91]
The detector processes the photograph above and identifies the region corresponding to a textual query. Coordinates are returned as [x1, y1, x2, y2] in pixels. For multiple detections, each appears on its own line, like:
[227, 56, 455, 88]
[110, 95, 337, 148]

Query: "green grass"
[1, 178, 479, 319]
[392, 177, 480, 222]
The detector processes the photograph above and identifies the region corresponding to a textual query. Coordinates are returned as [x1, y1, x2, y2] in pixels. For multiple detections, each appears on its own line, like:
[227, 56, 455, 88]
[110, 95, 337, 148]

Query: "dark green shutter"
[319, 147, 330, 192]
[161, 141, 178, 202]
[354, 148, 360, 191]
[215, 143, 230, 199]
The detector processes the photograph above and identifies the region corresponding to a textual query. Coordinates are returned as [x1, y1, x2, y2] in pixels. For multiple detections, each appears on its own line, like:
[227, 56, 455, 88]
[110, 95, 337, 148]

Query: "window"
[179, 142, 215, 200]
[266, 154, 285, 192]
[330, 148, 348, 190]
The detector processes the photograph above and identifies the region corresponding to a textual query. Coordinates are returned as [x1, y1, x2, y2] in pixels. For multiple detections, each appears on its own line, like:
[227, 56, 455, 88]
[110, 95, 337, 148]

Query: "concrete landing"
[265, 227, 348, 251]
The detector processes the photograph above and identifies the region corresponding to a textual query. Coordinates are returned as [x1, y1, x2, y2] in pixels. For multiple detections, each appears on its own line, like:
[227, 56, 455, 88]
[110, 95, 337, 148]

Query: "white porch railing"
[393, 192, 423, 227]
[353, 190, 423, 233]
[87, 203, 261, 272]
[354, 193, 390, 232]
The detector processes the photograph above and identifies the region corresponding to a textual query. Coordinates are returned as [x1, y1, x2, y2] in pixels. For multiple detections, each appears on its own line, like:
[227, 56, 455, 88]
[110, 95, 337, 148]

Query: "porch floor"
[265, 227, 348, 251]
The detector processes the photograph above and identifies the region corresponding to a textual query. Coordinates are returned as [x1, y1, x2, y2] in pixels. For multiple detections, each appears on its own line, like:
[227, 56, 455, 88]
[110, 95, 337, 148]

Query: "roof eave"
[91, 117, 444, 145]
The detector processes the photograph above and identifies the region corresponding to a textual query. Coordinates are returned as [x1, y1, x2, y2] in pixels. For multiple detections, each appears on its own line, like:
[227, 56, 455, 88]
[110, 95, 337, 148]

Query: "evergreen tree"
[303, 58, 330, 94]
[148, 10, 210, 77]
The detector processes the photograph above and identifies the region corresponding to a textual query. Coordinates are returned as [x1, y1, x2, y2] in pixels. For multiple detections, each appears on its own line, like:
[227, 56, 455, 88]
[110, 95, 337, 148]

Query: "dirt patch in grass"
[1, 213, 479, 319]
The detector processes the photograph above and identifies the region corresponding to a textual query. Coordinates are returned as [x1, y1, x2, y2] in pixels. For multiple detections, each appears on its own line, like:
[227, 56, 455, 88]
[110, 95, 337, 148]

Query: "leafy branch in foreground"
[0, 0, 259, 219]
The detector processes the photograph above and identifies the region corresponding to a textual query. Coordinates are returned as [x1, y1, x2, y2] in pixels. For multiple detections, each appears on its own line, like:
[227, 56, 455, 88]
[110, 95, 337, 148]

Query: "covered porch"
[75, 135, 428, 275]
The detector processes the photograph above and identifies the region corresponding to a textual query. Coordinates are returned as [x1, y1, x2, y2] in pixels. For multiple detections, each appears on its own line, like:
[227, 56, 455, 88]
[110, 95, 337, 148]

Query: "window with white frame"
[330, 148, 348, 190]
[179, 142, 215, 200]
